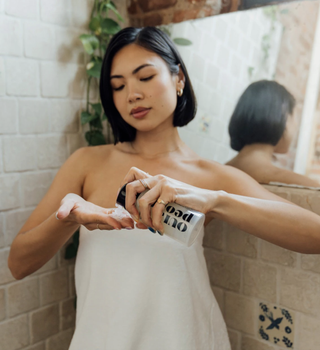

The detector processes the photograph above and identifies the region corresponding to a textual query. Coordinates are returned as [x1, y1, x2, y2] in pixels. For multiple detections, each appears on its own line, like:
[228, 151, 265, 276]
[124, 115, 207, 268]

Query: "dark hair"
[228, 80, 296, 152]
[100, 26, 197, 144]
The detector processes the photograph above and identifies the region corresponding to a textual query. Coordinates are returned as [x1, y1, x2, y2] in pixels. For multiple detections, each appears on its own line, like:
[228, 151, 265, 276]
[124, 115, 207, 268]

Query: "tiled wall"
[204, 184, 320, 350]
[0, 0, 128, 349]
[174, 7, 281, 164]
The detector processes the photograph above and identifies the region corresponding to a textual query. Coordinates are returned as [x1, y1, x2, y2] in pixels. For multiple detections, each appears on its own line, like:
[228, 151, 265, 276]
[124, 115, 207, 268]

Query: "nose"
[126, 83, 143, 103]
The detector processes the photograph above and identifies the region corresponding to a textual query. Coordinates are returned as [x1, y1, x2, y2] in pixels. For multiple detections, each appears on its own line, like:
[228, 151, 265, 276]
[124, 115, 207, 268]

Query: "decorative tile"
[258, 302, 294, 348]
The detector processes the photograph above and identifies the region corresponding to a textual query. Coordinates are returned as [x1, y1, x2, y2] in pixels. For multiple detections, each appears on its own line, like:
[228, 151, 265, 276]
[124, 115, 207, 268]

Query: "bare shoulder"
[195, 158, 295, 204]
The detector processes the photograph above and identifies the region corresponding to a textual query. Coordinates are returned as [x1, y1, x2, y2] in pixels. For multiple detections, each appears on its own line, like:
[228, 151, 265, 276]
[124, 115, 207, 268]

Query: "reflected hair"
[100, 26, 197, 144]
[228, 80, 296, 152]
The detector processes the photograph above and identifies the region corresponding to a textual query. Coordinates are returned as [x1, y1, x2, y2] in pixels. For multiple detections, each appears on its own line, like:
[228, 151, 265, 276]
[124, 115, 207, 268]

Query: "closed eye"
[141, 75, 155, 82]
[113, 85, 124, 91]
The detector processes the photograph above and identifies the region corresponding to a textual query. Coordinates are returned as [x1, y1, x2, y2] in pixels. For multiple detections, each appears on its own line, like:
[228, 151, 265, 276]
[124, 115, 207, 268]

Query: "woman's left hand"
[119, 167, 219, 233]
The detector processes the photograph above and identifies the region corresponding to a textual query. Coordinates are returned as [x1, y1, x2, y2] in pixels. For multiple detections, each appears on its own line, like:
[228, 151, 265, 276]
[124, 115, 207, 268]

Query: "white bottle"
[116, 184, 205, 247]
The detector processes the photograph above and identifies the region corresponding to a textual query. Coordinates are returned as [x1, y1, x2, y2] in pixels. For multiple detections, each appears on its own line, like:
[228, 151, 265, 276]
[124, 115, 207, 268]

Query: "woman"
[8, 27, 320, 350]
[226, 80, 319, 187]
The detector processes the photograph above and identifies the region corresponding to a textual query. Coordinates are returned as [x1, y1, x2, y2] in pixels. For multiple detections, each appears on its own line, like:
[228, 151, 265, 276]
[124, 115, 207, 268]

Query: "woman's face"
[110, 44, 185, 133]
[274, 112, 298, 154]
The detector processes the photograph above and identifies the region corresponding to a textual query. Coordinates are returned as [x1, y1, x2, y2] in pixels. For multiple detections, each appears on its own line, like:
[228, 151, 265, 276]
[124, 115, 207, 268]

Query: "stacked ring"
[139, 179, 150, 190]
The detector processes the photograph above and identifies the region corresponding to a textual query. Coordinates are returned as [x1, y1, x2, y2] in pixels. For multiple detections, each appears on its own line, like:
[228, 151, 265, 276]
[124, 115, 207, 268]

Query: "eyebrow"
[110, 64, 155, 80]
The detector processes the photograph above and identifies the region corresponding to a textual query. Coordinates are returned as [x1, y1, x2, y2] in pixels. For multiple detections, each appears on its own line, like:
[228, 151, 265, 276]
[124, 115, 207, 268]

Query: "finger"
[57, 200, 76, 220]
[119, 167, 150, 193]
[136, 222, 148, 229]
[124, 181, 148, 221]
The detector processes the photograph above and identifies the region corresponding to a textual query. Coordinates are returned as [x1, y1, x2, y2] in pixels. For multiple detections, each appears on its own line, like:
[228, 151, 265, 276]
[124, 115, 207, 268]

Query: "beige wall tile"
[24, 342, 46, 350]
[225, 292, 256, 335]
[5, 209, 34, 246]
[228, 328, 240, 350]
[261, 240, 297, 267]
[31, 254, 57, 276]
[0, 314, 29, 350]
[0, 249, 15, 285]
[0, 287, 5, 321]
[241, 336, 275, 350]
[0, 214, 4, 248]
[31, 305, 59, 344]
[69, 265, 75, 297]
[243, 260, 277, 302]
[46, 328, 74, 350]
[297, 314, 320, 350]
[203, 219, 225, 250]
[301, 254, 320, 274]
[61, 298, 76, 330]
[204, 249, 241, 292]
[40, 269, 68, 306]
[226, 226, 258, 258]
[280, 268, 320, 315]
[8, 277, 39, 317]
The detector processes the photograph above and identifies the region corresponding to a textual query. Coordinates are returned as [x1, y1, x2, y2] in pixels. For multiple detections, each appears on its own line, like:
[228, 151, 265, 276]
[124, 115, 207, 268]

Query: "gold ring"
[157, 198, 167, 205]
[139, 179, 150, 190]
[97, 223, 100, 230]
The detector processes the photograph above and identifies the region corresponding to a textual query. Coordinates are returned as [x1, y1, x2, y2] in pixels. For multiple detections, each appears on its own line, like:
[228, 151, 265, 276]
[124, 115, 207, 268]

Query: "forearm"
[209, 191, 320, 254]
[8, 213, 79, 279]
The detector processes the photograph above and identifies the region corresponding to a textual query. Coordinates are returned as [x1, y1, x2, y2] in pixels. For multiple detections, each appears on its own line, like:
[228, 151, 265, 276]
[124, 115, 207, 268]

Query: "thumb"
[56, 200, 76, 220]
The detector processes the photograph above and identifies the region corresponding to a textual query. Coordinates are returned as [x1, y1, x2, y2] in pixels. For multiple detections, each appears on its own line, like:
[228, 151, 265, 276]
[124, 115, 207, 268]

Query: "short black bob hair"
[100, 26, 197, 144]
[228, 80, 296, 152]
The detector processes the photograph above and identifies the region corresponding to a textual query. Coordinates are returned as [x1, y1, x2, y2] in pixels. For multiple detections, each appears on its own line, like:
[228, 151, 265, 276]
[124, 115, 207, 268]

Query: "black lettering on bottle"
[182, 213, 194, 223]
[167, 216, 178, 228]
[164, 214, 170, 224]
[174, 209, 183, 218]
[177, 222, 187, 232]
[166, 206, 175, 214]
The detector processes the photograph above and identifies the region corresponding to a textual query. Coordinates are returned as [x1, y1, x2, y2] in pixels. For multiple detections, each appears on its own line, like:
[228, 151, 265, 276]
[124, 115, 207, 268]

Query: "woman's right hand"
[56, 193, 135, 231]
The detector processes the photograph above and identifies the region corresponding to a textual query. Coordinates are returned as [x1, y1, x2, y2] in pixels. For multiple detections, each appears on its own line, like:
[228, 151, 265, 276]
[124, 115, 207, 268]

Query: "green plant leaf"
[106, 2, 124, 22]
[85, 130, 106, 145]
[173, 38, 192, 46]
[87, 61, 102, 78]
[81, 111, 98, 125]
[89, 16, 101, 32]
[90, 103, 102, 115]
[101, 18, 121, 35]
[90, 114, 103, 129]
[79, 34, 99, 55]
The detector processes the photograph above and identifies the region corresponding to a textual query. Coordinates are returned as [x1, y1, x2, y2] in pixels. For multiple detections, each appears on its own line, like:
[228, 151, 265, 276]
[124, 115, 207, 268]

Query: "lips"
[130, 107, 151, 119]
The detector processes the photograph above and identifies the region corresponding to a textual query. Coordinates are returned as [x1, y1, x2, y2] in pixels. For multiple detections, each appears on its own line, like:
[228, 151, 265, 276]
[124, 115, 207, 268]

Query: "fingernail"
[148, 227, 156, 233]
[157, 230, 163, 236]
[125, 227, 133, 230]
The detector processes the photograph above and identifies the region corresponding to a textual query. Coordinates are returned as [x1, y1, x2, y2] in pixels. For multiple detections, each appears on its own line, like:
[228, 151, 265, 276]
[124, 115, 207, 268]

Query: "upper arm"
[18, 147, 90, 234]
[215, 164, 296, 205]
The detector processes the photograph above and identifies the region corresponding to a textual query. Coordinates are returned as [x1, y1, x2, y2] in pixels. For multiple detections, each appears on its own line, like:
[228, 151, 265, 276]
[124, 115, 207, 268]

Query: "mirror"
[170, 0, 320, 186]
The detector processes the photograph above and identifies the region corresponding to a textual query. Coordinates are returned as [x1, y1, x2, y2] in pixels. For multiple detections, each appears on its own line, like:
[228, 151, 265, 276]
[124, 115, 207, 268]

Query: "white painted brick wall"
[19, 99, 49, 134]
[0, 57, 5, 96]
[0, 98, 18, 134]
[0, 0, 129, 347]
[0, 18, 23, 56]
[6, 58, 39, 96]
[5, 0, 39, 19]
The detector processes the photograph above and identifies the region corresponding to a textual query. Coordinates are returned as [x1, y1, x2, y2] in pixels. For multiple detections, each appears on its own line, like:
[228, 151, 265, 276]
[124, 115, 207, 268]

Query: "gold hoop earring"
[177, 88, 183, 97]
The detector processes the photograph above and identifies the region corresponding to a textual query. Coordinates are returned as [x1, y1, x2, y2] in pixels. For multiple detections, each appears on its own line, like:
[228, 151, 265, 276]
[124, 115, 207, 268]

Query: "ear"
[176, 64, 185, 90]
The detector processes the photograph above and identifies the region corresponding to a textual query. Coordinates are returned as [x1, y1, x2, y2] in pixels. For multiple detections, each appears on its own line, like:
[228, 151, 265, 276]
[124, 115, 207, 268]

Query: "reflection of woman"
[8, 28, 320, 350]
[226, 80, 319, 186]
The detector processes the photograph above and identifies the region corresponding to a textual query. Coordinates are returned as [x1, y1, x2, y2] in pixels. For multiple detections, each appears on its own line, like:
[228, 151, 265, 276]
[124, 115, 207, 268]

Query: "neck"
[129, 126, 184, 158]
[238, 143, 277, 162]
